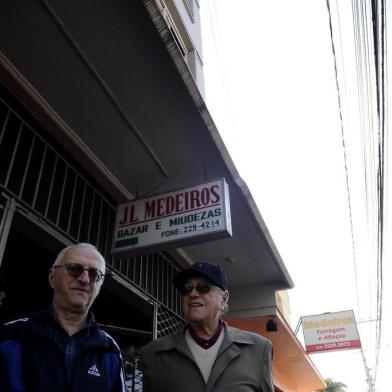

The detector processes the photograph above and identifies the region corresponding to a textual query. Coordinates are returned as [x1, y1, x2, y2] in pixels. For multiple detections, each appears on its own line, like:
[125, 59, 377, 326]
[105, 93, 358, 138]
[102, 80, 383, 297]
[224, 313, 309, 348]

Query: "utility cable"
[373, 0, 387, 384]
[205, 0, 237, 134]
[353, 3, 379, 382]
[326, 0, 361, 319]
[326, 1, 373, 390]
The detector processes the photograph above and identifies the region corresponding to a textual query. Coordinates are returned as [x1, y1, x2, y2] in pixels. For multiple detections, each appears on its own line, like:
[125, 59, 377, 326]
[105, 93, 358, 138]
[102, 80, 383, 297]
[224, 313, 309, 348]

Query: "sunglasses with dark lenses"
[53, 263, 105, 282]
[178, 281, 216, 296]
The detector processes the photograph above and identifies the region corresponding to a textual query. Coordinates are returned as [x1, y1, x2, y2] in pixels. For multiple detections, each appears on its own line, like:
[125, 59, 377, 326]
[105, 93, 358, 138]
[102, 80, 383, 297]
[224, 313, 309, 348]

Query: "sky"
[200, 1, 391, 391]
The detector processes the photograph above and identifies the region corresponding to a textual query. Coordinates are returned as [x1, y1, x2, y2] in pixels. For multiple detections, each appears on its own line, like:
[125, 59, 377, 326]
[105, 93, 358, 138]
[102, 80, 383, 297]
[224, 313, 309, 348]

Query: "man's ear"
[222, 290, 229, 305]
[48, 269, 55, 289]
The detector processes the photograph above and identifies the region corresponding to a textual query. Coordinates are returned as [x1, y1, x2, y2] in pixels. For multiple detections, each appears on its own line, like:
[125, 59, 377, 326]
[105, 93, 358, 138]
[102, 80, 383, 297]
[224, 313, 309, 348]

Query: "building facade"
[0, 0, 324, 390]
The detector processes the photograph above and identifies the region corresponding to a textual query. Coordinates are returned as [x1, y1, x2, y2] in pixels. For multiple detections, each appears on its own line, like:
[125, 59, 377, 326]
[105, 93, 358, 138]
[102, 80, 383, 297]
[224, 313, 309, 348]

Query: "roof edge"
[142, 0, 294, 289]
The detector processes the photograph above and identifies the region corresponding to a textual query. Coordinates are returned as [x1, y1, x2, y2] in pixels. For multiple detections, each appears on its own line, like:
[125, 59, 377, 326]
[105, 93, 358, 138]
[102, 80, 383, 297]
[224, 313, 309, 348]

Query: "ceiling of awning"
[0, 0, 293, 292]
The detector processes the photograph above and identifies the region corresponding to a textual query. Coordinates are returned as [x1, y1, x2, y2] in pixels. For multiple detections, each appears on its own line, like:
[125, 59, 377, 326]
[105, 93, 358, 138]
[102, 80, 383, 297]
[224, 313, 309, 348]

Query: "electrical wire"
[352, 3, 379, 385]
[326, 0, 361, 327]
[205, 0, 236, 130]
[326, 0, 388, 389]
[373, 0, 387, 384]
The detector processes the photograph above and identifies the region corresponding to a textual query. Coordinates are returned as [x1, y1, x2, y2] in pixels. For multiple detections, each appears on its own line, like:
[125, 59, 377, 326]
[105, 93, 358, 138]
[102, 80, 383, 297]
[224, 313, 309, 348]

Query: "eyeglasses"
[53, 263, 105, 282]
[178, 281, 217, 296]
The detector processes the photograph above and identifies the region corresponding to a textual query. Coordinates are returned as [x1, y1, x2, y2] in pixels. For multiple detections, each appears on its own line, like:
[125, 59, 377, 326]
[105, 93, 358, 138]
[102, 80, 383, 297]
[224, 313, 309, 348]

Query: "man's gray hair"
[52, 243, 105, 271]
[215, 287, 229, 317]
[220, 301, 229, 317]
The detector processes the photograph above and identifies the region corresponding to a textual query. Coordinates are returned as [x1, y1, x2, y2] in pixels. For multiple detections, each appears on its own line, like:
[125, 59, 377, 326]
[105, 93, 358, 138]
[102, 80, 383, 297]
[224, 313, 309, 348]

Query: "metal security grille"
[0, 194, 5, 222]
[122, 346, 143, 392]
[109, 253, 183, 316]
[156, 304, 185, 338]
[119, 305, 184, 392]
[0, 194, 6, 241]
[0, 93, 115, 256]
[0, 86, 184, 319]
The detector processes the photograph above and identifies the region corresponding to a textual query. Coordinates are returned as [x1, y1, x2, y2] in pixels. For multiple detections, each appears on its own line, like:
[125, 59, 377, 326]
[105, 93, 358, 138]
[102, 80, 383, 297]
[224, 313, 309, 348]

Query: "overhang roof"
[228, 311, 326, 392]
[0, 0, 293, 291]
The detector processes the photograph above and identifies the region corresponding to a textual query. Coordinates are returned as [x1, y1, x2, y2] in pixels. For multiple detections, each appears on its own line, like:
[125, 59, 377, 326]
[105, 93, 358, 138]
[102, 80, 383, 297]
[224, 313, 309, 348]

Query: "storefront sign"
[302, 310, 361, 353]
[112, 178, 232, 255]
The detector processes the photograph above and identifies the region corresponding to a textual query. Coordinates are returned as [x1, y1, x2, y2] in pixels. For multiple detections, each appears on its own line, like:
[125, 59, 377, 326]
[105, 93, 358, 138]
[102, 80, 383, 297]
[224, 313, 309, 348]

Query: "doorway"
[0, 213, 61, 324]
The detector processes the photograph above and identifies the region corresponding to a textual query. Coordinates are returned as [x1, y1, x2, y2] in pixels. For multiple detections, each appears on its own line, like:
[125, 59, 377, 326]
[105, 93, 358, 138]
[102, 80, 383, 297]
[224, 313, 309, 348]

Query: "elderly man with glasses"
[0, 243, 126, 392]
[141, 260, 274, 392]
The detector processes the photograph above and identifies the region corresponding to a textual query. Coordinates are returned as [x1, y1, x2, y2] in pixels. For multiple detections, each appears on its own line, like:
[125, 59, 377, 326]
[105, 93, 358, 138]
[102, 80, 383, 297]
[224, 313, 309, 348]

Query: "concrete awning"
[0, 0, 293, 293]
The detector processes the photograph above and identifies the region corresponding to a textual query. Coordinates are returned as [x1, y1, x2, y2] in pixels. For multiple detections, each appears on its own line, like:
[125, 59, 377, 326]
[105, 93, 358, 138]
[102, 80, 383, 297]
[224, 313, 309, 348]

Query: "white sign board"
[302, 310, 361, 353]
[112, 178, 232, 255]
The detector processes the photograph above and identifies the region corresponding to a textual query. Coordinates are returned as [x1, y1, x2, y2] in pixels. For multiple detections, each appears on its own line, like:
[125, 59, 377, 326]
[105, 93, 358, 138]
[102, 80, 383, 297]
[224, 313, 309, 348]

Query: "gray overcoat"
[140, 324, 274, 392]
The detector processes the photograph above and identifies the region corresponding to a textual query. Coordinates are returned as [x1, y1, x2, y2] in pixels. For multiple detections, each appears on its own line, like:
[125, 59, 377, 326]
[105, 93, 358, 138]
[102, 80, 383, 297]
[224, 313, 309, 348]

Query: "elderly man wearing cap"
[140, 260, 274, 392]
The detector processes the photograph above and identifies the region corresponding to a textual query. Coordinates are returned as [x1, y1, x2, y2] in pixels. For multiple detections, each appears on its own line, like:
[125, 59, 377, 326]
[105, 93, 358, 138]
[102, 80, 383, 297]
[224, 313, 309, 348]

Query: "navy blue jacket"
[0, 310, 126, 392]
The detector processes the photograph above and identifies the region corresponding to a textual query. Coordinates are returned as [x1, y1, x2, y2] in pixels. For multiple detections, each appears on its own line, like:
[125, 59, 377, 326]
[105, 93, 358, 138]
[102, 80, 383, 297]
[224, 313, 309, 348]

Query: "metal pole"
[153, 301, 158, 340]
[360, 347, 374, 392]
[294, 317, 302, 335]
[0, 197, 16, 268]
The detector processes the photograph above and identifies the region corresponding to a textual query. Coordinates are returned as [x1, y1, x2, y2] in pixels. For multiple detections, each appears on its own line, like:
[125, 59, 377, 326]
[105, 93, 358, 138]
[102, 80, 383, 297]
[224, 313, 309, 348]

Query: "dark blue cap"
[173, 260, 228, 291]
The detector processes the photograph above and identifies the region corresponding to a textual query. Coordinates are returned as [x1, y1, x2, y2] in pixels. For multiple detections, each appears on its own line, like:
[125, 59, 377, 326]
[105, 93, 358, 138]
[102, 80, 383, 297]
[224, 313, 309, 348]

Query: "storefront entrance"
[0, 211, 61, 324]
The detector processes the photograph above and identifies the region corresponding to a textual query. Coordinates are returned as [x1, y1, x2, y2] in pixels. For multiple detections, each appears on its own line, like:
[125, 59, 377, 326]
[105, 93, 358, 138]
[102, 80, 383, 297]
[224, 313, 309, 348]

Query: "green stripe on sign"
[115, 237, 138, 248]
